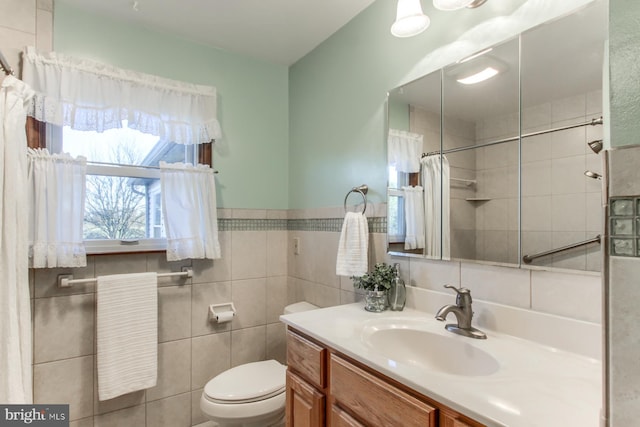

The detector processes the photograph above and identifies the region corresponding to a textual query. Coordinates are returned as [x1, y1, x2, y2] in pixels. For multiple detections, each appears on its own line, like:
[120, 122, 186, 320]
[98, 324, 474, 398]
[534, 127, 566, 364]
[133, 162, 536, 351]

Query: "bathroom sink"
[361, 320, 500, 377]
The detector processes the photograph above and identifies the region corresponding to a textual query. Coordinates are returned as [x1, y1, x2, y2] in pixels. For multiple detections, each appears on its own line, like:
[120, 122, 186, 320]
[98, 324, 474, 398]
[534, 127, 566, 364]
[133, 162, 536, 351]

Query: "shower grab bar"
[423, 117, 603, 157]
[451, 177, 476, 186]
[57, 267, 193, 288]
[522, 235, 601, 264]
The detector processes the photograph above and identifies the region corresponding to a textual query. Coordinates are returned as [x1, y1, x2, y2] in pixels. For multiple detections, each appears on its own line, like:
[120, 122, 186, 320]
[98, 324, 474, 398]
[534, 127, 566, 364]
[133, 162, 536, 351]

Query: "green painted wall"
[288, 0, 596, 209]
[53, 3, 289, 209]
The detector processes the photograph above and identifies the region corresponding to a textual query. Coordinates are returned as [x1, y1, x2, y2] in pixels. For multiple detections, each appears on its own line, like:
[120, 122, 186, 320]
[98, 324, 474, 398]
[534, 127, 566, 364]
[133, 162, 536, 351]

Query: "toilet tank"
[283, 302, 318, 314]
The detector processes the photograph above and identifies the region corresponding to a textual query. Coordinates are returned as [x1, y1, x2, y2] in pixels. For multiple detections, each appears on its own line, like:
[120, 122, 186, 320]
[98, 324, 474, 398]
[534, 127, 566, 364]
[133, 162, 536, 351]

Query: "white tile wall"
[32, 219, 289, 426]
[460, 262, 531, 308]
[531, 270, 601, 323]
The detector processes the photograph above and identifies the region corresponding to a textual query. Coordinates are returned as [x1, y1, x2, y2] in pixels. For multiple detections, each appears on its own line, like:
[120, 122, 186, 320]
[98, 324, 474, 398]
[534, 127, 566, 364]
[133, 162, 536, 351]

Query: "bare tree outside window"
[83, 138, 149, 240]
[62, 121, 174, 243]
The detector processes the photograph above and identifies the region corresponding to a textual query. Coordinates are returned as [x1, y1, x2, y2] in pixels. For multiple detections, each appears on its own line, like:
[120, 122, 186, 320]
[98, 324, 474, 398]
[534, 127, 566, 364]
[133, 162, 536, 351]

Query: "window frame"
[26, 117, 213, 255]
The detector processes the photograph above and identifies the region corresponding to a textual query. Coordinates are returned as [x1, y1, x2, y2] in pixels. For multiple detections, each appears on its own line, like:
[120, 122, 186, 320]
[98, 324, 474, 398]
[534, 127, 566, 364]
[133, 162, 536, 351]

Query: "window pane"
[61, 121, 196, 166]
[84, 175, 160, 240]
[387, 194, 405, 242]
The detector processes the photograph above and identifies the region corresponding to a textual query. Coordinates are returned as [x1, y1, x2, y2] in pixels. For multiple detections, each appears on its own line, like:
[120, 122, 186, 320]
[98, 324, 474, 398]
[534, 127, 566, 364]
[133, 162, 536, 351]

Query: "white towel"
[336, 212, 369, 276]
[97, 272, 158, 401]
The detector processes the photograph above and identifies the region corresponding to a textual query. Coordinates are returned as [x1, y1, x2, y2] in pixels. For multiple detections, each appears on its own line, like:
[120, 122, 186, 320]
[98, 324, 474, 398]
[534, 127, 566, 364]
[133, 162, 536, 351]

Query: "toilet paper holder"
[209, 302, 237, 323]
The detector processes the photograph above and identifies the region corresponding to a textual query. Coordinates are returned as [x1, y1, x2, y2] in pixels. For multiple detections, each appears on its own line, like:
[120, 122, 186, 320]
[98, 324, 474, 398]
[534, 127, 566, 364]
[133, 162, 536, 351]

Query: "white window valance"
[21, 46, 221, 145]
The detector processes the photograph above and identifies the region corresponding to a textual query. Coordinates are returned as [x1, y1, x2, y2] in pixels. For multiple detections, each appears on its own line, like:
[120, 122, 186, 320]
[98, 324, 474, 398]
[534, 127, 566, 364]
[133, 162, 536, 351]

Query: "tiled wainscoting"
[30, 209, 291, 427]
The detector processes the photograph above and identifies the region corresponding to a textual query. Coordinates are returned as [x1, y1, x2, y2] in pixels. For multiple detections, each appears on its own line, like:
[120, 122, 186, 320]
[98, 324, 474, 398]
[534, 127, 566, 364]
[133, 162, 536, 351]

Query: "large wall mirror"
[386, 0, 606, 272]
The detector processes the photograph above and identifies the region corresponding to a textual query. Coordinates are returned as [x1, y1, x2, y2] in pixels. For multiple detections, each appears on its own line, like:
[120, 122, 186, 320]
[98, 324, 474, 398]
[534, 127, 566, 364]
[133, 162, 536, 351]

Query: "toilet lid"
[204, 360, 286, 403]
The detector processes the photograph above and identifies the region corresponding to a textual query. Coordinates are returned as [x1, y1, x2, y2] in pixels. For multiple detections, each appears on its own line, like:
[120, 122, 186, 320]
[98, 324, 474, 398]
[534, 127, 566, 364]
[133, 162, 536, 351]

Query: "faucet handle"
[443, 284, 470, 295]
[444, 285, 472, 306]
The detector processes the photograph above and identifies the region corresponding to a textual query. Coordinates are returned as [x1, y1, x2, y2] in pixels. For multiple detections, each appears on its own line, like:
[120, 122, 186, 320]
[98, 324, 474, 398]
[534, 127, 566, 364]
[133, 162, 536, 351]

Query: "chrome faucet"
[435, 285, 487, 339]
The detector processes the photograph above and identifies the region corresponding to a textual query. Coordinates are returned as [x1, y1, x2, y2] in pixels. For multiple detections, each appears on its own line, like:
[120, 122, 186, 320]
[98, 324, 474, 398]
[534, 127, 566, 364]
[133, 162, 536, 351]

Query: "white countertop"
[280, 303, 601, 427]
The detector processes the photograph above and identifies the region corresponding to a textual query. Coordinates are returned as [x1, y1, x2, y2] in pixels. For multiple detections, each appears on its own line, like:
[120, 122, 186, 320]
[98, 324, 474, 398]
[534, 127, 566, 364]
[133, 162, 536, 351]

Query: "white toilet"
[200, 302, 318, 427]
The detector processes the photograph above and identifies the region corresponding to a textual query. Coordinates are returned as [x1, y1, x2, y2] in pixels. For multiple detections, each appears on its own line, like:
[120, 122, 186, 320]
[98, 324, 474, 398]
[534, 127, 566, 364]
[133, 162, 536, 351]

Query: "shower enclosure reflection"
[386, 0, 607, 272]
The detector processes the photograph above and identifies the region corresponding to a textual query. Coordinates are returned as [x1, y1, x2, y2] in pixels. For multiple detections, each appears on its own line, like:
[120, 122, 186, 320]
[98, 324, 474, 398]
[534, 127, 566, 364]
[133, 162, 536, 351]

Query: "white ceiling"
[57, 0, 377, 66]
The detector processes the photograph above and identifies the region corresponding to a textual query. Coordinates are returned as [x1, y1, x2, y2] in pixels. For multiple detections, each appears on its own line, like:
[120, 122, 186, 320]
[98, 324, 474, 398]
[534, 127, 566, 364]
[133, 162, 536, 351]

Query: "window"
[22, 47, 221, 258]
[46, 121, 209, 254]
[387, 165, 408, 244]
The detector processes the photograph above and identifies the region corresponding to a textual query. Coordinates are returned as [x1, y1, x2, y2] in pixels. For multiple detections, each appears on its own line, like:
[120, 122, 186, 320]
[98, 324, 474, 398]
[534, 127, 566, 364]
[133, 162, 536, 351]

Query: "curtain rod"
[87, 160, 219, 174]
[0, 49, 14, 76]
[422, 116, 603, 157]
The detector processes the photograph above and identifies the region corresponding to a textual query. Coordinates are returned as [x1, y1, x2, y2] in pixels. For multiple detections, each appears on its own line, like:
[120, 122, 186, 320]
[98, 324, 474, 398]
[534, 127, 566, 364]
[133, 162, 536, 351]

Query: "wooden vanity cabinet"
[285, 328, 485, 427]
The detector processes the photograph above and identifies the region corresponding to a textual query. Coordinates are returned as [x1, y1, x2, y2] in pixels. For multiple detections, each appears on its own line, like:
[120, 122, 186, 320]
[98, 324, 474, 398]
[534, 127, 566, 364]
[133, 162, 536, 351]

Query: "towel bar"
[57, 267, 193, 288]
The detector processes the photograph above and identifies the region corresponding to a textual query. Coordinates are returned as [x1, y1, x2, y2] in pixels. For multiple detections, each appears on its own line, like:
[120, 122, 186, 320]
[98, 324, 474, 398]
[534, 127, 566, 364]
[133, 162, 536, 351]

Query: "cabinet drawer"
[287, 330, 327, 389]
[330, 354, 436, 427]
[331, 404, 365, 427]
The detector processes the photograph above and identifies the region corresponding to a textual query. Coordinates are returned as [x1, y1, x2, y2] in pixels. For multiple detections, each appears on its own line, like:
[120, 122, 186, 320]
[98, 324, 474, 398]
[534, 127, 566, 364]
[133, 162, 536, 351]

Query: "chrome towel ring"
[343, 184, 368, 214]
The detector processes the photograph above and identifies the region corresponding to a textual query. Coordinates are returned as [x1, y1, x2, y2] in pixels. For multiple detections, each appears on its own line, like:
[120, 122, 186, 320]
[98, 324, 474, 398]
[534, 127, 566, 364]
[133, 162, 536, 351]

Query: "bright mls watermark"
[0, 405, 68, 426]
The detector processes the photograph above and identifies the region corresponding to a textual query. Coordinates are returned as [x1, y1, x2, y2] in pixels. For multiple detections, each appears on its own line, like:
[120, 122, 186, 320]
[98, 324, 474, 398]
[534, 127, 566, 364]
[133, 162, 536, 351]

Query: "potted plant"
[351, 263, 397, 312]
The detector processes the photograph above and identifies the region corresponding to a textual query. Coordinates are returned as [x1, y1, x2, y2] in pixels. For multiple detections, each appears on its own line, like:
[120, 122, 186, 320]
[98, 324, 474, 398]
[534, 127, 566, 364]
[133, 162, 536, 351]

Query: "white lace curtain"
[28, 149, 87, 268]
[21, 46, 221, 145]
[388, 129, 423, 173]
[160, 162, 221, 261]
[402, 186, 425, 250]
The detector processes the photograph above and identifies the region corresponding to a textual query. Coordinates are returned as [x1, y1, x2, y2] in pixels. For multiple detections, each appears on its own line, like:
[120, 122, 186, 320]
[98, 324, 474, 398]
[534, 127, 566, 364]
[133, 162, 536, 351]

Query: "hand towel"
[336, 212, 369, 276]
[97, 272, 158, 401]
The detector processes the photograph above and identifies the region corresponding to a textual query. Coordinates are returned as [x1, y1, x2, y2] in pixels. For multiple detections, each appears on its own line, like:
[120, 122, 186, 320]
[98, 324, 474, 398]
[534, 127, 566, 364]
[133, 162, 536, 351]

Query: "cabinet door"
[331, 405, 365, 427]
[286, 370, 325, 427]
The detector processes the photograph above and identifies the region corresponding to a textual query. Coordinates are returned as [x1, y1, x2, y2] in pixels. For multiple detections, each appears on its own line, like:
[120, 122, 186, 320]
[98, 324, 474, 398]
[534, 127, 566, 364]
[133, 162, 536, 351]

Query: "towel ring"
[344, 184, 368, 214]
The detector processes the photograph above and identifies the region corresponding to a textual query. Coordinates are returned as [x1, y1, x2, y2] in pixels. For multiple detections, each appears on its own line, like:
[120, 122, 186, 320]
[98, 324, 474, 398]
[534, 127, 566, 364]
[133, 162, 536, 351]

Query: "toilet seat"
[200, 360, 286, 425]
[203, 360, 286, 404]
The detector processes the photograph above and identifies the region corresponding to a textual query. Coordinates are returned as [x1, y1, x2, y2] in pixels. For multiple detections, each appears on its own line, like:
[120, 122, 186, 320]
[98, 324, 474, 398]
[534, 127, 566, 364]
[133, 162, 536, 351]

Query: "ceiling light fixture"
[466, 0, 488, 8]
[456, 66, 499, 85]
[433, 0, 474, 10]
[433, 0, 487, 11]
[391, 0, 431, 38]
